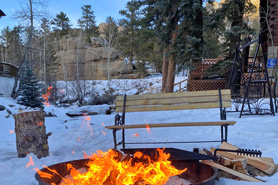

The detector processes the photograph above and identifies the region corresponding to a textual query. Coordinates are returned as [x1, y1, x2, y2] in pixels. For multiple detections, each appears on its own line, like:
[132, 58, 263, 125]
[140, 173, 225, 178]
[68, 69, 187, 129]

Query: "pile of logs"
[200, 142, 277, 182]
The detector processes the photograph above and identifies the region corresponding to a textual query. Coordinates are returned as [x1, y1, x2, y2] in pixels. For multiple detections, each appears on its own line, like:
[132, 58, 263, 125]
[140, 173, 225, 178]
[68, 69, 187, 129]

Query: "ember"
[36, 148, 187, 185]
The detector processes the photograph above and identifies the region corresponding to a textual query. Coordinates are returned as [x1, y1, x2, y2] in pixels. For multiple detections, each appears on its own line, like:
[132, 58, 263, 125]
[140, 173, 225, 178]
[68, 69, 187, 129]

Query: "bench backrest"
[116, 89, 231, 113]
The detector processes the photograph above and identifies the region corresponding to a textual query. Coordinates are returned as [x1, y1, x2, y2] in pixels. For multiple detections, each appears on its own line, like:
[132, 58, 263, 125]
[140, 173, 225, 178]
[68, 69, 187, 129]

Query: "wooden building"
[0, 10, 6, 18]
[0, 62, 19, 78]
[267, 0, 278, 46]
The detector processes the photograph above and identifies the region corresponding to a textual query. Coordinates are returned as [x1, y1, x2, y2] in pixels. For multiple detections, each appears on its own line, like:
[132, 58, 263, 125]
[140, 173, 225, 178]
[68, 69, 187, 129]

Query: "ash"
[166, 176, 191, 185]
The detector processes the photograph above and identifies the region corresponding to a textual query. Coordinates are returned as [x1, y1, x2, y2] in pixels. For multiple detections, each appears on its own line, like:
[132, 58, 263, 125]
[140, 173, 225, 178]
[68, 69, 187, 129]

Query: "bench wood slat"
[105, 121, 236, 130]
[116, 101, 231, 112]
[116, 95, 231, 107]
[116, 89, 231, 101]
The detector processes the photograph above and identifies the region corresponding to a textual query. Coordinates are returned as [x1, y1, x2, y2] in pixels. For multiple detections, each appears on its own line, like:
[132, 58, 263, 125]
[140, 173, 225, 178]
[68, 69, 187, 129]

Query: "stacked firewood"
[201, 142, 277, 182]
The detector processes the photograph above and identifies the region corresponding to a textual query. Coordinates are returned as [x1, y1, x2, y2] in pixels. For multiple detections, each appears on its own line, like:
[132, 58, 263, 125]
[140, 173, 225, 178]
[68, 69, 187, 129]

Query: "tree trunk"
[13, 111, 49, 158]
[43, 28, 46, 84]
[242, 36, 251, 73]
[29, 0, 34, 68]
[165, 25, 178, 93]
[76, 30, 83, 104]
[229, 0, 245, 59]
[39, 46, 42, 81]
[162, 47, 169, 93]
[65, 38, 69, 102]
[260, 0, 268, 47]
[1, 42, 4, 62]
[195, 0, 203, 42]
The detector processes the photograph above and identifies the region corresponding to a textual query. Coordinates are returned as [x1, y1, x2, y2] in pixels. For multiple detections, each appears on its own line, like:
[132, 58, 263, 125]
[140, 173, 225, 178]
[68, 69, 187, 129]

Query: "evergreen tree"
[51, 12, 71, 37]
[78, 5, 99, 41]
[214, 0, 256, 59]
[17, 61, 43, 109]
[118, 0, 142, 64]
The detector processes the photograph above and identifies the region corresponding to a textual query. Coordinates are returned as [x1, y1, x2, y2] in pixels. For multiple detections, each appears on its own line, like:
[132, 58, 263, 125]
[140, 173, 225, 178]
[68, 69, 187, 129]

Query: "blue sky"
[0, 0, 130, 30]
[0, 0, 221, 31]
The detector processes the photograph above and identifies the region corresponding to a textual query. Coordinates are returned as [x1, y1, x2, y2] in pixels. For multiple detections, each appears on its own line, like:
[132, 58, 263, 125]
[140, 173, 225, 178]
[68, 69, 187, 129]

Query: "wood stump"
[13, 111, 49, 158]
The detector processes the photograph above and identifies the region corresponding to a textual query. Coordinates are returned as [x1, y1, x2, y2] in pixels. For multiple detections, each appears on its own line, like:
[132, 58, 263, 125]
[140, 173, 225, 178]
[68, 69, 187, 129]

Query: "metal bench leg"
[122, 129, 125, 149]
[113, 129, 117, 149]
[221, 125, 228, 143]
[224, 125, 228, 142]
[221, 125, 224, 142]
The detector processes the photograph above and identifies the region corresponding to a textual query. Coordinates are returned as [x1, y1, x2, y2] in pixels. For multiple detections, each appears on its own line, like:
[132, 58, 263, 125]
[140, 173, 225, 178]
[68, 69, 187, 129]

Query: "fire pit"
[35, 148, 218, 185]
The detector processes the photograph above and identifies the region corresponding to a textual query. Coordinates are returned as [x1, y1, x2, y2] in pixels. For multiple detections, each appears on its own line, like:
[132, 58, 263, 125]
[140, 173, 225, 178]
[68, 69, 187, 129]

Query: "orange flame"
[72, 151, 75, 154]
[146, 123, 151, 133]
[83, 116, 93, 136]
[26, 156, 35, 168]
[34, 168, 53, 179]
[42, 86, 53, 106]
[101, 131, 106, 136]
[38, 149, 187, 185]
[76, 137, 81, 142]
[9, 130, 14, 134]
[83, 151, 91, 158]
[133, 133, 139, 137]
[38, 122, 43, 126]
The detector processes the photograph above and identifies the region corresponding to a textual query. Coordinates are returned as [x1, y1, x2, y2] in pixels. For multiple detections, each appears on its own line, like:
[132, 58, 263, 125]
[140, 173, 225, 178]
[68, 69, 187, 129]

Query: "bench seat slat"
[105, 121, 236, 130]
[116, 101, 231, 112]
[116, 95, 231, 107]
[117, 89, 231, 101]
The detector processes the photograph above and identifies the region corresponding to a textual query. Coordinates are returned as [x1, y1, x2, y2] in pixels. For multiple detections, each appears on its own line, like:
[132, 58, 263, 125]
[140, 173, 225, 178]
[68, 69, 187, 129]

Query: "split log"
[201, 160, 264, 182]
[216, 154, 248, 173]
[13, 111, 49, 158]
[201, 149, 248, 174]
[211, 142, 275, 175]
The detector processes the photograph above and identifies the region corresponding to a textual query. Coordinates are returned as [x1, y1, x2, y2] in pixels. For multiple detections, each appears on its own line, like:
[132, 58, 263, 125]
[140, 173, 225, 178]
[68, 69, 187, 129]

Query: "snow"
[0, 77, 14, 97]
[0, 76, 277, 185]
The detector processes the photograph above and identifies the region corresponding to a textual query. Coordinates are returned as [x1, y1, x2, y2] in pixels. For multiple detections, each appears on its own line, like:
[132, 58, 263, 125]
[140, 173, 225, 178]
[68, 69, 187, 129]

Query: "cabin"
[0, 10, 6, 18]
[0, 62, 19, 78]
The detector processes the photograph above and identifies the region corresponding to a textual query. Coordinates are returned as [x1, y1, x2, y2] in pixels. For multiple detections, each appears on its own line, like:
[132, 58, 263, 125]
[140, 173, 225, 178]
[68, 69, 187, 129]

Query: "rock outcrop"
[53, 34, 131, 80]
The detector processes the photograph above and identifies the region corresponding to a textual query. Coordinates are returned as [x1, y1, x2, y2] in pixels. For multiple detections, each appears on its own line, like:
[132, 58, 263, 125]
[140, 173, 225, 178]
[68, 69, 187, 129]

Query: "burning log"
[37, 148, 188, 185]
[13, 111, 49, 158]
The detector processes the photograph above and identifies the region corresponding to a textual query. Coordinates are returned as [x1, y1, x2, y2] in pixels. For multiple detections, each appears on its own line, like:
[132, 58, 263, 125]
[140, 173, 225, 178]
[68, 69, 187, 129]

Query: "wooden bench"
[105, 89, 236, 149]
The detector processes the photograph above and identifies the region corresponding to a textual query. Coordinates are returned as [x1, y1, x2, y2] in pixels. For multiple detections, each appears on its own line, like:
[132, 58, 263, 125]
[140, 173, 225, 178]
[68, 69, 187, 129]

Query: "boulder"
[90, 37, 107, 47]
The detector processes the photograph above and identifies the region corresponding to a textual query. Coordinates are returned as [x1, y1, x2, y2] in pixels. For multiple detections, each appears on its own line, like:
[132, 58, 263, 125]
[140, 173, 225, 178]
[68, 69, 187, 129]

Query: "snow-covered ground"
[0, 76, 277, 185]
[0, 77, 14, 97]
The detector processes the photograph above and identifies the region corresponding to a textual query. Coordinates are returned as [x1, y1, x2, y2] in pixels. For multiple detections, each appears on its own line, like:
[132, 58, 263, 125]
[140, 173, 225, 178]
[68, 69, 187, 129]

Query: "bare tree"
[11, 0, 48, 98]
[103, 16, 118, 89]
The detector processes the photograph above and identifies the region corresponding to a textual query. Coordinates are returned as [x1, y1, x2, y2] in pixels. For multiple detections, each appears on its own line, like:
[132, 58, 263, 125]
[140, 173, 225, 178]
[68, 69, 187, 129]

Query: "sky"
[0, 0, 130, 30]
[0, 0, 221, 31]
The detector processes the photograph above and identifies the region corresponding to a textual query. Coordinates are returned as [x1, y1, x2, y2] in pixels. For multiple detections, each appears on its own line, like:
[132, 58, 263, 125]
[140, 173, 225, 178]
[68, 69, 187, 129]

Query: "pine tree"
[118, 0, 142, 64]
[51, 12, 71, 37]
[78, 5, 99, 41]
[17, 61, 43, 109]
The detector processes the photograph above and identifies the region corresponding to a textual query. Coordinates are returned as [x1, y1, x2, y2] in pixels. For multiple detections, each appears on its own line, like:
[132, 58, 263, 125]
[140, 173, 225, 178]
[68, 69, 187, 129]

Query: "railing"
[174, 79, 188, 92]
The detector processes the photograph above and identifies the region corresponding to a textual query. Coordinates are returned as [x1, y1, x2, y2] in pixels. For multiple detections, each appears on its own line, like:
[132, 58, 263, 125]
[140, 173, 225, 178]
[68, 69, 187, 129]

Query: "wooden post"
[13, 111, 49, 158]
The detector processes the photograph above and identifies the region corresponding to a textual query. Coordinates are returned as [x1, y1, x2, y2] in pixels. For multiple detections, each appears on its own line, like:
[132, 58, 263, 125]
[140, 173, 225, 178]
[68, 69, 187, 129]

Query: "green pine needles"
[17, 62, 44, 109]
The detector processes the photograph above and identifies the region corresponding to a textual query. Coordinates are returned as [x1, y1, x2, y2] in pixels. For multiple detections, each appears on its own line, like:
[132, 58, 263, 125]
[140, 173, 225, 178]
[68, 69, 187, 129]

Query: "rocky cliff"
[54, 36, 133, 81]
